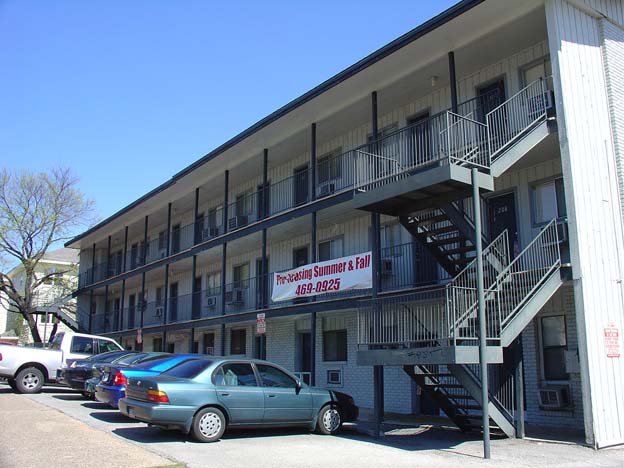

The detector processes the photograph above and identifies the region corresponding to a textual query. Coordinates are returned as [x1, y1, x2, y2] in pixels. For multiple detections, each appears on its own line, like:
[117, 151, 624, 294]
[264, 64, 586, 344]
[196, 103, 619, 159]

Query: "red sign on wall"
[604, 323, 620, 358]
[257, 313, 266, 335]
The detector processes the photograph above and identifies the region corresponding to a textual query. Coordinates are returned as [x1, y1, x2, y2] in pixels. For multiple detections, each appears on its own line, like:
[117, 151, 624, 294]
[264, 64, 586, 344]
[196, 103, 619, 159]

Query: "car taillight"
[147, 389, 170, 404]
[113, 372, 127, 385]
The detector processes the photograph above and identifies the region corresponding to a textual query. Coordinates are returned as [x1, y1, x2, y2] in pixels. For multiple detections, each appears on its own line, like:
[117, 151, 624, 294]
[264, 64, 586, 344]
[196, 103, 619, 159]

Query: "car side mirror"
[295, 380, 302, 394]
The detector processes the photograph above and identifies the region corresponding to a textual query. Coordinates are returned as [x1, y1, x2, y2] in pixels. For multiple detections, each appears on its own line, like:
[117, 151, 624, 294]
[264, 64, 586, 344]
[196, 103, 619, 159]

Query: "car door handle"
[220, 392, 230, 396]
[267, 394, 276, 398]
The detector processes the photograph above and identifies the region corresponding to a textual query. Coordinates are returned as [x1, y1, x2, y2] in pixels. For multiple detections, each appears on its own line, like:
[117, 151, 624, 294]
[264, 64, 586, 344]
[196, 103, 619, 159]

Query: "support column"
[309, 210, 317, 386]
[140, 271, 146, 336]
[309, 123, 316, 202]
[223, 170, 229, 233]
[262, 149, 268, 219]
[220, 241, 227, 357]
[194, 187, 200, 244]
[163, 264, 169, 326]
[166, 202, 172, 257]
[143, 216, 148, 265]
[88, 290, 94, 333]
[90, 243, 96, 284]
[189, 327, 195, 353]
[106, 236, 111, 278]
[371, 90, 384, 439]
[261, 229, 267, 309]
[162, 330, 167, 352]
[120, 279, 126, 331]
[513, 338, 525, 439]
[191, 254, 198, 320]
[104, 285, 109, 331]
[122, 226, 128, 273]
[448, 51, 458, 113]
[472, 168, 490, 459]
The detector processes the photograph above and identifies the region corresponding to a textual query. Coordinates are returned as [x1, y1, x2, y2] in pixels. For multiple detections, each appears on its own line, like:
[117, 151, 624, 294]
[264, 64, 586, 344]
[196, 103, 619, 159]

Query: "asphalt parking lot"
[1, 384, 622, 468]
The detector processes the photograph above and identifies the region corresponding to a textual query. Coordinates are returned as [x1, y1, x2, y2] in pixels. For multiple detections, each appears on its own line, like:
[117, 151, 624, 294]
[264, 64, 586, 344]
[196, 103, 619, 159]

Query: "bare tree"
[0, 167, 95, 343]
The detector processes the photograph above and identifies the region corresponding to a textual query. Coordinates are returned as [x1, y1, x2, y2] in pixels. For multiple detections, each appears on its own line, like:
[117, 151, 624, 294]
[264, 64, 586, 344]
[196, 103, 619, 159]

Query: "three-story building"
[66, 0, 624, 449]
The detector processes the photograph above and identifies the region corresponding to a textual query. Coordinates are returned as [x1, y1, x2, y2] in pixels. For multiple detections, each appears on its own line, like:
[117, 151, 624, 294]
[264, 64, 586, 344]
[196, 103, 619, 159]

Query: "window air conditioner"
[556, 219, 569, 244]
[155, 306, 164, 317]
[317, 181, 336, 197]
[205, 295, 218, 308]
[381, 259, 393, 276]
[228, 215, 248, 230]
[538, 386, 569, 409]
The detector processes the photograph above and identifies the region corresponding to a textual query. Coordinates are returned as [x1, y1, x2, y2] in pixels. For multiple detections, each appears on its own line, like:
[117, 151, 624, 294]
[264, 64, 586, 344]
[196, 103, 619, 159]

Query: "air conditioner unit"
[228, 215, 248, 230]
[538, 386, 569, 409]
[381, 259, 393, 276]
[317, 181, 336, 197]
[205, 296, 218, 308]
[155, 306, 164, 317]
[225, 288, 245, 305]
[556, 219, 569, 244]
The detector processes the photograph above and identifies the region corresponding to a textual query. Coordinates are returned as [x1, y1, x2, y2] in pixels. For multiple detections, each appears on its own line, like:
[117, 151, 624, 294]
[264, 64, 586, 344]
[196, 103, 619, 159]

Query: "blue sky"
[1, 1, 457, 223]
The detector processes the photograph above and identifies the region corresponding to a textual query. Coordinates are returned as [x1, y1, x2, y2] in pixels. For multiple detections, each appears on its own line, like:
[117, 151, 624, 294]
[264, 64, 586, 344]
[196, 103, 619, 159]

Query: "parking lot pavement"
[7, 384, 623, 468]
[0, 387, 177, 468]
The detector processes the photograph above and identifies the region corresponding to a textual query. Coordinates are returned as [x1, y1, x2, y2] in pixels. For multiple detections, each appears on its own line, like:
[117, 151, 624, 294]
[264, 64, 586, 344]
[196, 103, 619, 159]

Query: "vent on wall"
[538, 386, 570, 409]
[327, 369, 342, 385]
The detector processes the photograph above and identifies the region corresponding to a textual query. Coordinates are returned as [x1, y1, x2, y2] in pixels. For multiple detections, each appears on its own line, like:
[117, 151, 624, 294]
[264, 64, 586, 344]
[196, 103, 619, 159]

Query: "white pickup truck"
[0, 332, 123, 394]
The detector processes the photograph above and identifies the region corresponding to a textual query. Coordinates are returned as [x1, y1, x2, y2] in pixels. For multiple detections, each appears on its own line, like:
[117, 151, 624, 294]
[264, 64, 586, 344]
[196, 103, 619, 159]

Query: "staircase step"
[416, 214, 449, 227]
[428, 236, 465, 246]
[428, 226, 460, 236]
[444, 246, 476, 256]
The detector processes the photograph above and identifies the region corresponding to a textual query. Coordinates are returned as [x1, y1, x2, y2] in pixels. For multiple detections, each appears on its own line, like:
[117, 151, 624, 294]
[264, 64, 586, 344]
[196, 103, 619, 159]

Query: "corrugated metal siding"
[546, 0, 624, 448]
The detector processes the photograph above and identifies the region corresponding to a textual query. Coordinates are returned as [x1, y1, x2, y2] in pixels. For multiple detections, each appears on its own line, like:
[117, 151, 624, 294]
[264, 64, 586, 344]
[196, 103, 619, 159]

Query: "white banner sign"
[271, 252, 372, 302]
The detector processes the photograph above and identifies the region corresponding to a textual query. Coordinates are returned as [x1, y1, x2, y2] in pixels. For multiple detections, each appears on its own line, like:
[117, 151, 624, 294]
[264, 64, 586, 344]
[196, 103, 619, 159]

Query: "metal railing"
[487, 78, 549, 160]
[379, 241, 440, 292]
[358, 220, 560, 348]
[464, 363, 515, 422]
[441, 112, 489, 169]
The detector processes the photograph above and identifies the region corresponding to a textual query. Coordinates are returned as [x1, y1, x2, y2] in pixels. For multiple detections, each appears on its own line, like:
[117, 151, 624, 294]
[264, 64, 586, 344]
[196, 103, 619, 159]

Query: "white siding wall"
[546, 0, 624, 448]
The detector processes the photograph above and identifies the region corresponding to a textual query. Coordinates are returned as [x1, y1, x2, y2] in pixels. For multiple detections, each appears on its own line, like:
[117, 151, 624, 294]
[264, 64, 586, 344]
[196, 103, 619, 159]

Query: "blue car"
[95, 354, 199, 408]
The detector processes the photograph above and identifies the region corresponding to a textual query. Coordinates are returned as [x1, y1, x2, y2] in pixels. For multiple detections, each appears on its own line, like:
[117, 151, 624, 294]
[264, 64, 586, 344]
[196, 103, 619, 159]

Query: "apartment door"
[488, 192, 519, 257]
[477, 79, 505, 123]
[169, 282, 178, 322]
[406, 112, 431, 167]
[195, 213, 204, 244]
[294, 166, 309, 206]
[128, 294, 136, 329]
[296, 332, 312, 379]
[171, 224, 181, 254]
[192, 276, 202, 320]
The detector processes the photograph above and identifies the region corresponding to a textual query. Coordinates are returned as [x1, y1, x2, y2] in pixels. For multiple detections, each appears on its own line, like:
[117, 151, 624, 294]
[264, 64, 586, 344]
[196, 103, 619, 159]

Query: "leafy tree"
[0, 167, 95, 343]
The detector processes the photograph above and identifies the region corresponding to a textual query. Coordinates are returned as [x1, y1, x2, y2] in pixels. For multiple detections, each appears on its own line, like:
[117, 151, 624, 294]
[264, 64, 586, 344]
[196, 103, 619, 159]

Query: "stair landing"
[357, 345, 503, 366]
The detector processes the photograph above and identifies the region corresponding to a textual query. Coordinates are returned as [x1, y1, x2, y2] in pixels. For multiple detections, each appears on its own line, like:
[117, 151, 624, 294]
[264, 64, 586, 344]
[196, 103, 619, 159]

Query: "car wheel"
[15, 367, 45, 394]
[191, 407, 226, 443]
[316, 405, 342, 435]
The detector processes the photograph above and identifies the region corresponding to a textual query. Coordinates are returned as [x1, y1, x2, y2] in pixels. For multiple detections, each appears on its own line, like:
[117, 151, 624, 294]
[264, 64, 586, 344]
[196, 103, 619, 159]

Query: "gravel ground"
[3, 384, 623, 468]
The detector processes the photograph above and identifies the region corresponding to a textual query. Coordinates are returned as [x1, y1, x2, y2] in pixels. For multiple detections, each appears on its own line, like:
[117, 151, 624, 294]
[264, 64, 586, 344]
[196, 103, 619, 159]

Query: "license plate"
[128, 407, 135, 418]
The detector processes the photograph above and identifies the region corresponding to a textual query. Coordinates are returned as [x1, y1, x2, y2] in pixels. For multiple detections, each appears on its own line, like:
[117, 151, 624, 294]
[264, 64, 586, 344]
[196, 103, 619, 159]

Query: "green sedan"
[119, 357, 359, 442]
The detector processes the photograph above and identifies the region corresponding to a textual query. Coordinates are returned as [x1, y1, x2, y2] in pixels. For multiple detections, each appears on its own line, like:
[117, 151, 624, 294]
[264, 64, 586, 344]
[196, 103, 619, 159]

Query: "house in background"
[65, 0, 623, 449]
[0, 248, 79, 344]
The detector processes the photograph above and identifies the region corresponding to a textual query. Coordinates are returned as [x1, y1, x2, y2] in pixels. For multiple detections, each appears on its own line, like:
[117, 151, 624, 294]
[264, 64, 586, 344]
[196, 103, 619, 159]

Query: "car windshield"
[161, 359, 213, 379]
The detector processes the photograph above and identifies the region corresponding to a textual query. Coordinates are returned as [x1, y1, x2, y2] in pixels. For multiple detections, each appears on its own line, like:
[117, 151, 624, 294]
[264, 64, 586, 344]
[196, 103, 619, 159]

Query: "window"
[163, 359, 213, 379]
[523, 57, 552, 89]
[235, 193, 252, 217]
[155, 287, 163, 306]
[323, 330, 347, 362]
[317, 149, 342, 184]
[256, 364, 297, 388]
[206, 272, 221, 296]
[233, 263, 249, 289]
[541, 315, 568, 380]
[158, 231, 167, 251]
[71, 336, 94, 354]
[230, 329, 247, 355]
[318, 237, 343, 262]
[381, 223, 404, 252]
[213, 363, 257, 386]
[97, 339, 121, 353]
[532, 178, 567, 225]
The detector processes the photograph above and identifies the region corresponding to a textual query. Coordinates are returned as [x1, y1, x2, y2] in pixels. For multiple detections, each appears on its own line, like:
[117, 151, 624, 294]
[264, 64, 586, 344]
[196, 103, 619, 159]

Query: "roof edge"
[66, 0, 484, 248]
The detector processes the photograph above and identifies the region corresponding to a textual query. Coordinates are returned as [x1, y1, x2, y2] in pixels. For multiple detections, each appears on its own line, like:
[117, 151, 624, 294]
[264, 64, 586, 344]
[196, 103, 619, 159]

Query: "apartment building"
[66, 0, 624, 449]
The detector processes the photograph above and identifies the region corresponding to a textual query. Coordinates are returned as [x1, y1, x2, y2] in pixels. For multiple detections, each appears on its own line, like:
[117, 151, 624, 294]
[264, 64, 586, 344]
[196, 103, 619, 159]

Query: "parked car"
[119, 358, 358, 443]
[83, 352, 168, 399]
[57, 350, 139, 395]
[0, 332, 123, 394]
[95, 354, 198, 408]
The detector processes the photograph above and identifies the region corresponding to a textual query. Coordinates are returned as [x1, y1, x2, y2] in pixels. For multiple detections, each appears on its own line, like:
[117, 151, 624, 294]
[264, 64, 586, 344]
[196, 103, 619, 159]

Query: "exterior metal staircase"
[32, 292, 79, 331]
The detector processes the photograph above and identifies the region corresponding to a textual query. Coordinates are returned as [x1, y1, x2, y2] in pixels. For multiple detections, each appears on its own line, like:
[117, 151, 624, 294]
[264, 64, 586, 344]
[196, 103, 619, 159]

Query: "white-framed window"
[317, 148, 343, 184]
[206, 271, 221, 296]
[522, 56, 552, 89]
[532, 177, 567, 225]
[318, 237, 343, 262]
[323, 330, 347, 362]
[539, 315, 569, 381]
[233, 263, 250, 289]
